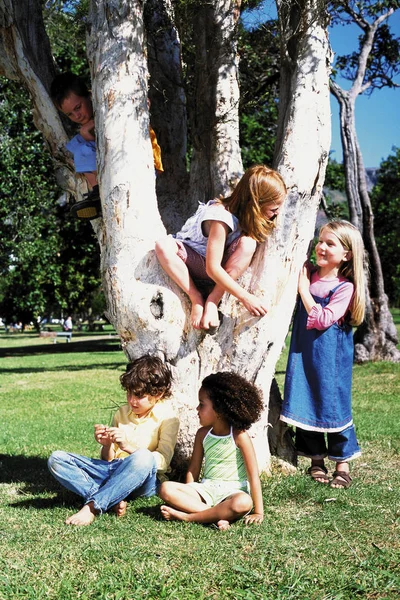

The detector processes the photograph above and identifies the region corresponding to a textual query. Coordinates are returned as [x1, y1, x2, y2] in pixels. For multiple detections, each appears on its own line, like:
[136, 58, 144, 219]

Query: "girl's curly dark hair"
[120, 355, 173, 399]
[201, 372, 264, 431]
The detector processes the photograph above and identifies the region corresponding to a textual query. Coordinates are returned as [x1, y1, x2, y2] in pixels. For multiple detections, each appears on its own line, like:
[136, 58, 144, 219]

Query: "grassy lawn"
[0, 330, 399, 599]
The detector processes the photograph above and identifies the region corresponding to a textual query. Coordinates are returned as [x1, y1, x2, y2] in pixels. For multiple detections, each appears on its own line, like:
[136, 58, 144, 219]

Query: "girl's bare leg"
[155, 237, 204, 329]
[159, 481, 208, 513]
[160, 489, 253, 530]
[201, 237, 257, 330]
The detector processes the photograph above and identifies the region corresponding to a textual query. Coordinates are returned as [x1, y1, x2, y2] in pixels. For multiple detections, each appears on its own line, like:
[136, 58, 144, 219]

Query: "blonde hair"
[319, 220, 367, 326]
[222, 165, 287, 243]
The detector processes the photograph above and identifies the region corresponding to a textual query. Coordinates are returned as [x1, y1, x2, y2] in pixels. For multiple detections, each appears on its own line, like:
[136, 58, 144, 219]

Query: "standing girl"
[281, 220, 366, 489]
[155, 165, 287, 331]
[159, 371, 264, 530]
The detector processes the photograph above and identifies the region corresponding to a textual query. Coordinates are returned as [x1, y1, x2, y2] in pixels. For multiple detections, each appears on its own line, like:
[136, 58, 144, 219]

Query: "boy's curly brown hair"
[120, 355, 173, 399]
[201, 372, 264, 431]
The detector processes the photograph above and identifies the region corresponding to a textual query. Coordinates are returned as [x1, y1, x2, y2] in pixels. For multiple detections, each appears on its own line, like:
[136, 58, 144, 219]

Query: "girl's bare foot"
[160, 505, 190, 522]
[65, 503, 96, 526]
[191, 302, 204, 329]
[201, 300, 219, 330]
[112, 500, 127, 518]
[216, 519, 230, 531]
[307, 463, 330, 484]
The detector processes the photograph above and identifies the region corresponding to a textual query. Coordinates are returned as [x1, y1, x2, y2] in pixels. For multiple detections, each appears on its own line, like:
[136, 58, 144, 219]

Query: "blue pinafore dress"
[281, 283, 355, 433]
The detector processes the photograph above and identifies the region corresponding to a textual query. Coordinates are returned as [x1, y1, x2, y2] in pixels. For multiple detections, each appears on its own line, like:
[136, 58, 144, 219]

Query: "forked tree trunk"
[0, 0, 333, 472]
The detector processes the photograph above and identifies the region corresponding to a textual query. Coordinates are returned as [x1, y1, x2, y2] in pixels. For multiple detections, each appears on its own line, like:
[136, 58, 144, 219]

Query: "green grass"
[0, 331, 399, 599]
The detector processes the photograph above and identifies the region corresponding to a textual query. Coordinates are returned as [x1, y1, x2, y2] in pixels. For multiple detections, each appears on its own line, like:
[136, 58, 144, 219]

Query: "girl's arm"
[205, 221, 268, 316]
[298, 264, 354, 329]
[235, 431, 264, 524]
[185, 428, 207, 484]
[297, 264, 317, 314]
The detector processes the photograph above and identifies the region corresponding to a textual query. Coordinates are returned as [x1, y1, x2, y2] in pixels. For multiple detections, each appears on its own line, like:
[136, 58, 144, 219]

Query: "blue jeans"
[48, 448, 157, 513]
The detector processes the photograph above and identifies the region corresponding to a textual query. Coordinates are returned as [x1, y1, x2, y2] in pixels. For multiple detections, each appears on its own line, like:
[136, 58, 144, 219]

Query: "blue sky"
[241, 2, 400, 168]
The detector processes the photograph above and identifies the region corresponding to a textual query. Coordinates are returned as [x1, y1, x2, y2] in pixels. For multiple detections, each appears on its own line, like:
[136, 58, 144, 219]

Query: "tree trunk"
[330, 22, 400, 362]
[353, 138, 400, 362]
[188, 0, 244, 204]
[144, 0, 191, 232]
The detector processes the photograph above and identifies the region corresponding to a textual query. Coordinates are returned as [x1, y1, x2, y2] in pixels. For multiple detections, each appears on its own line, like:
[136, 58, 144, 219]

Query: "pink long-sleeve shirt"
[306, 271, 354, 331]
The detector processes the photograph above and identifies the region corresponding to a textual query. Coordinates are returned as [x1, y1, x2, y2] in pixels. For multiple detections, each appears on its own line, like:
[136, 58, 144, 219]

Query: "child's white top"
[175, 199, 241, 257]
[307, 271, 354, 330]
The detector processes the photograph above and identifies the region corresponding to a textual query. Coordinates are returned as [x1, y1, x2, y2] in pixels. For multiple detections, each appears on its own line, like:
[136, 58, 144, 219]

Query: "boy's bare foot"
[191, 302, 204, 329]
[160, 505, 190, 522]
[112, 500, 127, 518]
[201, 300, 219, 330]
[65, 503, 97, 526]
[216, 519, 230, 531]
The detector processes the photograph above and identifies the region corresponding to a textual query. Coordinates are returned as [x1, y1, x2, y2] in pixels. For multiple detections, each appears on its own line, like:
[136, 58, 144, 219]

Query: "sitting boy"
[50, 72, 163, 221]
[48, 355, 179, 526]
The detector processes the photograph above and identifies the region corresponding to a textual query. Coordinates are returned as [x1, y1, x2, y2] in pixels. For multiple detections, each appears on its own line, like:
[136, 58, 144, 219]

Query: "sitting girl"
[159, 371, 265, 530]
[155, 165, 287, 330]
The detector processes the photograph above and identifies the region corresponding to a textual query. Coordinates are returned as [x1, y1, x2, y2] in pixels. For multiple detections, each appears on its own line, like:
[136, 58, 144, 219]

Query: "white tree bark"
[0, 0, 333, 473]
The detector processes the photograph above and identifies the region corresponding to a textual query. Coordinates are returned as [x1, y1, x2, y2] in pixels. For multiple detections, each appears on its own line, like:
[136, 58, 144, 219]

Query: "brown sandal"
[330, 471, 352, 489]
[307, 465, 330, 484]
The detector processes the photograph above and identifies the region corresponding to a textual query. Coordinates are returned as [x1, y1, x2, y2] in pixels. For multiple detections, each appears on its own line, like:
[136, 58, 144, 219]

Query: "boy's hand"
[80, 119, 95, 141]
[244, 513, 264, 525]
[94, 424, 112, 446]
[108, 427, 133, 453]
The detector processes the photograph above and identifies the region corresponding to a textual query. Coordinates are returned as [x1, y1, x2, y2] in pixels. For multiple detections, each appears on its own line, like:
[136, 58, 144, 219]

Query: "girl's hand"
[298, 263, 311, 294]
[94, 424, 112, 446]
[244, 513, 264, 525]
[108, 427, 133, 453]
[241, 292, 268, 317]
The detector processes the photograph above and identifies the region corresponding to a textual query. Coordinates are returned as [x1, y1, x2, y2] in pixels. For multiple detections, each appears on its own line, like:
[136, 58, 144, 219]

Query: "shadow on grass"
[0, 362, 125, 375]
[0, 337, 121, 358]
[0, 454, 80, 510]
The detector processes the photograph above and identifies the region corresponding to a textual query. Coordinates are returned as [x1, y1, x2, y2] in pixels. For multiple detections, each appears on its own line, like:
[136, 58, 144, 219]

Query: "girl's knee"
[158, 480, 176, 501]
[155, 236, 177, 259]
[237, 235, 257, 256]
[230, 493, 253, 517]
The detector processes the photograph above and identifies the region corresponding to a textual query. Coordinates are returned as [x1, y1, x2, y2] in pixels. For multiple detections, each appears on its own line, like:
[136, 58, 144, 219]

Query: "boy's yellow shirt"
[111, 401, 179, 482]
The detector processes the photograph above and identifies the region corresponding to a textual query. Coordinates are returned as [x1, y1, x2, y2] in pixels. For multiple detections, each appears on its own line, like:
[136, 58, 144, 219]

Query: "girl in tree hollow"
[280, 220, 366, 489]
[159, 371, 264, 531]
[155, 165, 287, 331]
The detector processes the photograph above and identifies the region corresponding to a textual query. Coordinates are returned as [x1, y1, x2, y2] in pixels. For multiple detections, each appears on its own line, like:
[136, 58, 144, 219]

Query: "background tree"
[371, 148, 400, 307]
[329, 0, 400, 362]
